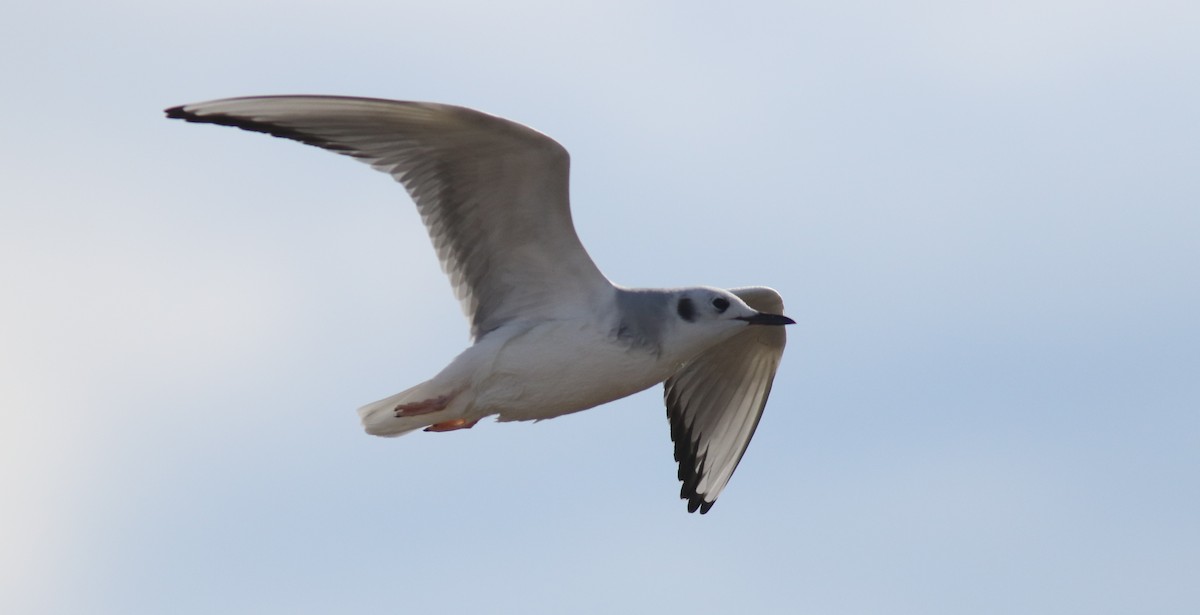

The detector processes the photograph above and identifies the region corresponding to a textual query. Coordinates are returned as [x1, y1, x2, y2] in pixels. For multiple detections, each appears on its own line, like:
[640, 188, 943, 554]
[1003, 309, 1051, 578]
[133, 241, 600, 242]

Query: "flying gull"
[165, 96, 794, 513]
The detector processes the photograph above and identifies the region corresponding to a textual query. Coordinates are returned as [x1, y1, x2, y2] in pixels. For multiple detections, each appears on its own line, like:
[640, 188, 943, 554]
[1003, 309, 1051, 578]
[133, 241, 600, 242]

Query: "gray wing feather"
[663, 286, 788, 513]
[166, 96, 612, 339]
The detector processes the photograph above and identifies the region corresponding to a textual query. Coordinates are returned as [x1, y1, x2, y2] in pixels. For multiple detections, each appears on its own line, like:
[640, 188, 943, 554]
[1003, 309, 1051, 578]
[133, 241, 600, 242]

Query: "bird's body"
[360, 297, 674, 434]
[360, 286, 753, 434]
[166, 96, 794, 512]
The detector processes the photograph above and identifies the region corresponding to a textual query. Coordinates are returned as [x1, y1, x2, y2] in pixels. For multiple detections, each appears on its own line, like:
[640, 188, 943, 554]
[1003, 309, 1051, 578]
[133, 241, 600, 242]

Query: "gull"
[165, 96, 794, 513]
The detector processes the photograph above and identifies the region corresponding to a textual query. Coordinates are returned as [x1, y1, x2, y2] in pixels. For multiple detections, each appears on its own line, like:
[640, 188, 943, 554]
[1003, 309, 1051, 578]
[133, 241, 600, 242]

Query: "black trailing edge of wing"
[665, 383, 715, 514]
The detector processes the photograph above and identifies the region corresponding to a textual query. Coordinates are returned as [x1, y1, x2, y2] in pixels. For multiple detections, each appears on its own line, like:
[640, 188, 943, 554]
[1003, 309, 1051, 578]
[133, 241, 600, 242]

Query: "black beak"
[736, 312, 796, 326]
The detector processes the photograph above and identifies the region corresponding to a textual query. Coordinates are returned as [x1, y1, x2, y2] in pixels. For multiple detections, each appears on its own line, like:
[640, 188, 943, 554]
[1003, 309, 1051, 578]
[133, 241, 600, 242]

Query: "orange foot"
[424, 418, 481, 433]
[395, 394, 454, 418]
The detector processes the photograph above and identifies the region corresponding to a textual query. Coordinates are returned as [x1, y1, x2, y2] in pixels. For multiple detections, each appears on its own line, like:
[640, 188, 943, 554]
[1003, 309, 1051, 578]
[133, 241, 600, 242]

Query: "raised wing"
[166, 96, 613, 339]
[663, 286, 788, 513]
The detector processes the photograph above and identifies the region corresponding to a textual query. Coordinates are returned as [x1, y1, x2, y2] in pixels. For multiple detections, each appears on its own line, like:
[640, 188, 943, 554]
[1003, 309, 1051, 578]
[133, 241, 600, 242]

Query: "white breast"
[466, 319, 678, 423]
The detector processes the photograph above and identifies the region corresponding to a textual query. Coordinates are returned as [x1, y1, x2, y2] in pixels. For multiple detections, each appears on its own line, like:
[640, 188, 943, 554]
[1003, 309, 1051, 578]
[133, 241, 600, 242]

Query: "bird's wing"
[663, 286, 788, 513]
[166, 96, 613, 339]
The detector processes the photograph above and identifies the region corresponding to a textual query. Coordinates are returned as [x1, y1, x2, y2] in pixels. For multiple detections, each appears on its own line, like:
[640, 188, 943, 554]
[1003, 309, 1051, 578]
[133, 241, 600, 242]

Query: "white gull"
[166, 96, 794, 513]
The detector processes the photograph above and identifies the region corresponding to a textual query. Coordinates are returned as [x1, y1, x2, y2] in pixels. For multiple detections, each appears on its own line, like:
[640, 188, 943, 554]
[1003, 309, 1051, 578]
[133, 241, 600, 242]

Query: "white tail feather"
[357, 382, 449, 437]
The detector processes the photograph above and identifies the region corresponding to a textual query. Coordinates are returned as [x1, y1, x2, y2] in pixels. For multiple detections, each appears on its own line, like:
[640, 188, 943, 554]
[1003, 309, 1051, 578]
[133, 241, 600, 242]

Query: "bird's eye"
[712, 297, 730, 313]
[677, 298, 696, 322]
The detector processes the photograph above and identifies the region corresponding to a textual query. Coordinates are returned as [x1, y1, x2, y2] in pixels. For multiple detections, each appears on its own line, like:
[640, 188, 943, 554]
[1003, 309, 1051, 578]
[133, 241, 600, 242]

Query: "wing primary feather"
[662, 287, 788, 514]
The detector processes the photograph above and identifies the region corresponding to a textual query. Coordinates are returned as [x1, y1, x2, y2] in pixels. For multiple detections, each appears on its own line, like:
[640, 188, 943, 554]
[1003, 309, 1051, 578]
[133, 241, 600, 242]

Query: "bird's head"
[664, 287, 794, 358]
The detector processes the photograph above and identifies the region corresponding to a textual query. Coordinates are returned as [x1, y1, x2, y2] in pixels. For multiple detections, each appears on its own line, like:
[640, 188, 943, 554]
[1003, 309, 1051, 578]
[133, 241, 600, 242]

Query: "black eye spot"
[712, 297, 730, 313]
[677, 298, 696, 322]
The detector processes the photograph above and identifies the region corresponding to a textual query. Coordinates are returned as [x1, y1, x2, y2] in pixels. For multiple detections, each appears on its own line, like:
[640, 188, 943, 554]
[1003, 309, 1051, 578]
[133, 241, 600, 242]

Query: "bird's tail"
[357, 381, 453, 437]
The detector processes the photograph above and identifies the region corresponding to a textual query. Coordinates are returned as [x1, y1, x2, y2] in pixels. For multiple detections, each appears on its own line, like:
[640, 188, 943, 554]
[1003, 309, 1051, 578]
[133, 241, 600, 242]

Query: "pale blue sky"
[2, 1, 1198, 613]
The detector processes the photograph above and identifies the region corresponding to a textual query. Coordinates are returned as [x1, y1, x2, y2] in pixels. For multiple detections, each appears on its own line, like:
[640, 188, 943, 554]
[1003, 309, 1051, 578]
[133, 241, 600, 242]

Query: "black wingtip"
[685, 498, 715, 514]
[160, 104, 350, 153]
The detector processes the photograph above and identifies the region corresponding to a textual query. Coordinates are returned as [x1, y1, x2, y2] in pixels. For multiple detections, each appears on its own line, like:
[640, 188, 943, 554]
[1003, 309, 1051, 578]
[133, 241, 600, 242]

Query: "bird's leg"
[394, 394, 454, 418]
[424, 418, 481, 432]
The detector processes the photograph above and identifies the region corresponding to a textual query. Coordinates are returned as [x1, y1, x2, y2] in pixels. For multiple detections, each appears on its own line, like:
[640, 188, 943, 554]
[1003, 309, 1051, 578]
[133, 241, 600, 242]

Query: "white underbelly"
[468, 320, 675, 422]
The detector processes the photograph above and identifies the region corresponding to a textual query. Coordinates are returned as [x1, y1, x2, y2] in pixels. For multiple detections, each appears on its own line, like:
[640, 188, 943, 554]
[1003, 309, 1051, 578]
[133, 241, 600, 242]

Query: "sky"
[2, 1, 1198, 613]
